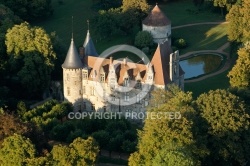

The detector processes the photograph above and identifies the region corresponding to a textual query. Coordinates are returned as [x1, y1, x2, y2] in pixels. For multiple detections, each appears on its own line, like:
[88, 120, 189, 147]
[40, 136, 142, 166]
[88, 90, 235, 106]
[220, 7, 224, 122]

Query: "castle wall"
[142, 24, 171, 44]
[63, 68, 83, 111]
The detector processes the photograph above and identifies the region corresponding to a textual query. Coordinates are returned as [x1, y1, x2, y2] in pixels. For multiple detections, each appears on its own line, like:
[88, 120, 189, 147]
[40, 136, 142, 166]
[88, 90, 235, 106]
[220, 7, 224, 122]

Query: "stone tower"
[62, 38, 84, 112]
[142, 4, 171, 45]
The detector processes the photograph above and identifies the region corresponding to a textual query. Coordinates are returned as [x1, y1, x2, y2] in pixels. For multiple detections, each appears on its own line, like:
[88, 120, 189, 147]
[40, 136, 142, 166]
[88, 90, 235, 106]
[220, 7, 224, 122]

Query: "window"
[67, 87, 70, 96]
[111, 96, 115, 101]
[100, 73, 105, 83]
[124, 78, 129, 87]
[90, 87, 95, 96]
[79, 90, 82, 95]
[124, 92, 129, 101]
[83, 102, 86, 110]
[136, 94, 142, 103]
[136, 80, 142, 89]
[83, 71, 88, 80]
[110, 78, 115, 87]
[91, 104, 95, 111]
[148, 76, 153, 80]
[83, 86, 86, 94]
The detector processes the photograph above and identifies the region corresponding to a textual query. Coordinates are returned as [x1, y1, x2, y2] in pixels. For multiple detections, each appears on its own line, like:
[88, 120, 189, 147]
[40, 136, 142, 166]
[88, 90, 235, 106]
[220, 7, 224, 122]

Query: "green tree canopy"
[51, 137, 99, 166]
[122, 0, 149, 13]
[226, 0, 250, 42]
[195, 89, 250, 165]
[129, 86, 202, 165]
[0, 134, 36, 166]
[134, 31, 153, 48]
[0, 0, 53, 21]
[5, 22, 56, 97]
[228, 42, 250, 89]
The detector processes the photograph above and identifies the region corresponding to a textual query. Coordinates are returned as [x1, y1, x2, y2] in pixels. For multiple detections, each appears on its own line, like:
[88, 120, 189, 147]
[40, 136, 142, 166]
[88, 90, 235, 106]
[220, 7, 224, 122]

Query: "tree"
[228, 42, 250, 89]
[152, 143, 200, 166]
[0, 113, 31, 144]
[5, 22, 56, 97]
[51, 137, 99, 166]
[122, 0, 149, 13]
[134, 31, 153, 48]
[0, 0, 53, 21]
[92, 130, 110, 149]
[0, 134, 36, 166]
[226, 0, 250, 42]
[195, 89, 250, 165]
[129, 85, 202, 165]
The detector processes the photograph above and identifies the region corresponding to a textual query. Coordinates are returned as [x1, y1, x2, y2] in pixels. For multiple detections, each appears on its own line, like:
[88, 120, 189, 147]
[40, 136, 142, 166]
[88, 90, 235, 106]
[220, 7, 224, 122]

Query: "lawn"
[184, 69, 230, 99]
[160, 0, 225, 26]
[34, 0, 96, 48]
[172, 23, 228, 54]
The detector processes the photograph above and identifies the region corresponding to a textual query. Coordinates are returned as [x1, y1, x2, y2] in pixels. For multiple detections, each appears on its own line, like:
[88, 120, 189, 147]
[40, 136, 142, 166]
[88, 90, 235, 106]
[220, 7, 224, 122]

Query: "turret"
[142, 4, 171, 45]
[62, 38, 83, 112]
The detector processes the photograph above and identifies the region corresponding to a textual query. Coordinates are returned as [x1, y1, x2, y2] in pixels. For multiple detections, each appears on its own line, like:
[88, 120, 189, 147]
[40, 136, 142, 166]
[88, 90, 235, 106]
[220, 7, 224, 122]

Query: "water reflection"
[180, 54, 222, 79]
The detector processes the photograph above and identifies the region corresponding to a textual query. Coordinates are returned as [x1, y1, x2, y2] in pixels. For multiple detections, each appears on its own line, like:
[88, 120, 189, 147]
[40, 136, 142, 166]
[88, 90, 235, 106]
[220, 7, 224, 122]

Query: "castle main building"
[62, 5, 185, 112]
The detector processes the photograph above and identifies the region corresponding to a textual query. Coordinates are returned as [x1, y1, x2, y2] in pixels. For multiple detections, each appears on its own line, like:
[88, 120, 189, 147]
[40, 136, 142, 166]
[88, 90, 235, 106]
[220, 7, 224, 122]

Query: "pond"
[180, 54, 223, 79]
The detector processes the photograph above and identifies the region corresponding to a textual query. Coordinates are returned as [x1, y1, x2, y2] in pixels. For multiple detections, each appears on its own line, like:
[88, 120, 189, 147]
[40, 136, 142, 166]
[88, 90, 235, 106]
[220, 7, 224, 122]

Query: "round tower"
[142, 4, 171, 45]
[62, 38, 84, 112]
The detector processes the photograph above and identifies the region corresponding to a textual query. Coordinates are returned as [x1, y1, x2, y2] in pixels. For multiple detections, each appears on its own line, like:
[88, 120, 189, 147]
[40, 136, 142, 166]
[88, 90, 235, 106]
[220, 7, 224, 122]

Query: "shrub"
[134, 31, 153, 48]
[174, 38, 187, 49]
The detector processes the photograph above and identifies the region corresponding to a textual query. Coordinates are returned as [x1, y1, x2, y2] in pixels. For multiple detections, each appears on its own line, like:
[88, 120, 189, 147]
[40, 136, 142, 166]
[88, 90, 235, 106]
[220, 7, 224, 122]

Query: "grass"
[185, 69, 230, 99]
[173, 23, 228, 54]
[34, 0, 96, 48]
[160, 1, 224, 26]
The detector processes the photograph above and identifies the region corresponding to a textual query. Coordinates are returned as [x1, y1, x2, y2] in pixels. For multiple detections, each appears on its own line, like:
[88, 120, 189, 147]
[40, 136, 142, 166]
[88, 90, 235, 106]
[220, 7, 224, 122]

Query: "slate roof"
[142, 5, 171, 26]
[83, 30, 98, 56]
[62, 39, 84, 69]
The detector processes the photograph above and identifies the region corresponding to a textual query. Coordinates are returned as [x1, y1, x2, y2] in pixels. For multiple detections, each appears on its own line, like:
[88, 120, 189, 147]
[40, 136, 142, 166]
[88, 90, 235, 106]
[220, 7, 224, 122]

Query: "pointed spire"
[142, 4, 171, 26]
[87, 19, 90, 31]
[71, 16, 74, 39]
[83, 20, 98, 56]
[62, 39, 84, 69]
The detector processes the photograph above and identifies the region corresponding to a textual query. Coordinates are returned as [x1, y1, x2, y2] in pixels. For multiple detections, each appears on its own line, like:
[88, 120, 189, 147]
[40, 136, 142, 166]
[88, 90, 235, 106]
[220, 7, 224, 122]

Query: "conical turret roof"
[62, 39, 84, 69]
[83, 30, 98, 56]
[142, 4, 171, 26]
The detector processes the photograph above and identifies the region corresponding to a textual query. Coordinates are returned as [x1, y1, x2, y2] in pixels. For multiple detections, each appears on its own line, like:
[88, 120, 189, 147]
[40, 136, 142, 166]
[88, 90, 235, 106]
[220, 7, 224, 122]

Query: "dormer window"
[100, 73, 105, 83]
[124, 78, 129, 87]
[83, 71, 88, 80]
[148, 76, 153, 80]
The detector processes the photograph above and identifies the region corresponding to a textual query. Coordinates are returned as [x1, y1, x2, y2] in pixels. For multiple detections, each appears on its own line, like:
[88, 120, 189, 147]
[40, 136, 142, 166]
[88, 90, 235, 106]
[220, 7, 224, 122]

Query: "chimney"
[110, 56, 113, 64]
